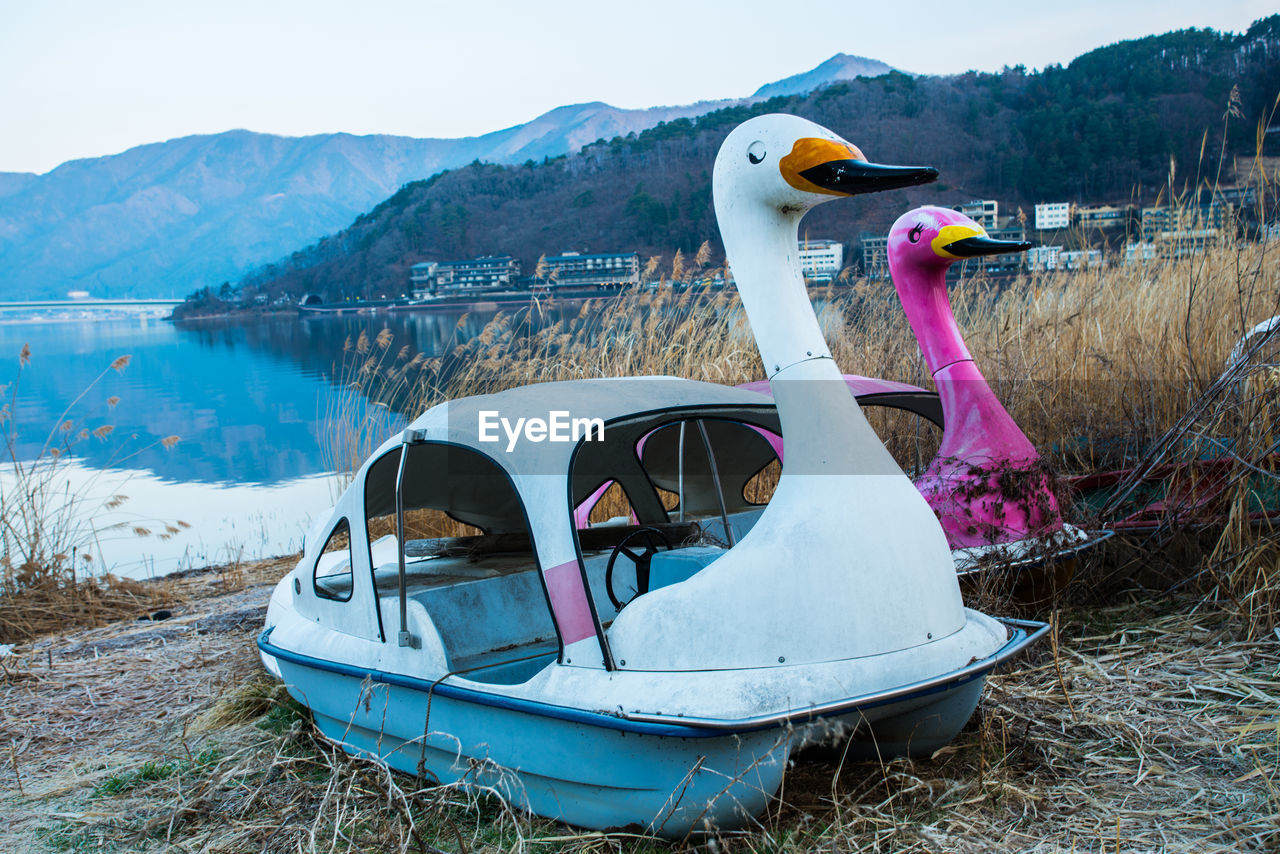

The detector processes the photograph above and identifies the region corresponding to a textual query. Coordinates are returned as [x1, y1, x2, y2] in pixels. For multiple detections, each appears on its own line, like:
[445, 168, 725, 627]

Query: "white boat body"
[259, 115, 1048, 836]
[260, 380, 1040, 836]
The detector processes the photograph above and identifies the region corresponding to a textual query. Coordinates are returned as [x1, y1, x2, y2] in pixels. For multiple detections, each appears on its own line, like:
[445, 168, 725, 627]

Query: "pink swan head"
[888, 205, 1031, 273]
[887, 206, 1031, 373]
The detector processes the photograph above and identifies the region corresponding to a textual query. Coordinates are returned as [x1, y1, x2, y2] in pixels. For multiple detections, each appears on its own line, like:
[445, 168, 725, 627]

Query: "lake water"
[0, 308, 521, 577]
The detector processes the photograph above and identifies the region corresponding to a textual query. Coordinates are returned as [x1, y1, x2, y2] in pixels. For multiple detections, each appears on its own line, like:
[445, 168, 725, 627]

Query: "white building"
[956, 200, 999, 230]
[410, 256, 520, 297]
[542, 251, 640, 290]
[1025, 245, 1062, 271]
[798, 239, 844, 282]
[1035, 202, 1070, 231]
[1059, 249, 1103, 270]
[1123, 242, 1158, 265]
[409, 262, 439, 299]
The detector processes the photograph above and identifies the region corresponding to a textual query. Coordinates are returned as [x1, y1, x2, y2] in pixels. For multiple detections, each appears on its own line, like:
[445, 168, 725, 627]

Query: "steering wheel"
[604, 527, 673, 611]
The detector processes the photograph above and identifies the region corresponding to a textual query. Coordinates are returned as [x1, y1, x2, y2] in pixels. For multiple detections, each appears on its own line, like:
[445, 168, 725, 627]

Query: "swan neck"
[717, 201, 833, 378]
[717, 195, 899, 475]
[891, 261, 973, 376]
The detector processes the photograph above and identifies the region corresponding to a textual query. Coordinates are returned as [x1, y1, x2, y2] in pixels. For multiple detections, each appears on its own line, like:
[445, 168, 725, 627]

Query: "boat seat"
[371, 552, 535, 594]
[403, 522, 705, 562]
[647, 545, 726, 592]
[449, 638, 559, 685]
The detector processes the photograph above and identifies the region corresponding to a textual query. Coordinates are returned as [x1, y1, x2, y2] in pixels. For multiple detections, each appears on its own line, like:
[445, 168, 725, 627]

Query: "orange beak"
[780, 137, 938, 197]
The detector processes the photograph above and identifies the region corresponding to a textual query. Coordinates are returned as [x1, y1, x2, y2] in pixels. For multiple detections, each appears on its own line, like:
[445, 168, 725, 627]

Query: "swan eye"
[908, 223, 924, 244]
[747, 141, 766, 165]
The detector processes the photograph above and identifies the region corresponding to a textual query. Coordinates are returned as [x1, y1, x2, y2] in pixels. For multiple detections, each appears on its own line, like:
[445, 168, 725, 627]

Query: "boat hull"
[270, 654, 786, 835]
[259, 621, 1041, 837]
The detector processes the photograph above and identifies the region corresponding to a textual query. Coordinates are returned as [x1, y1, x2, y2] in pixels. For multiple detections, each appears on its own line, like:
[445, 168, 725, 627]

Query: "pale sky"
[2, 0, 1275, 174]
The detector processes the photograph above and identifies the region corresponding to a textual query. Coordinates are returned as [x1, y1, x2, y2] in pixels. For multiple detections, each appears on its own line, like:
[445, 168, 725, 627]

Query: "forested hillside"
[241, 16, 1280, 301]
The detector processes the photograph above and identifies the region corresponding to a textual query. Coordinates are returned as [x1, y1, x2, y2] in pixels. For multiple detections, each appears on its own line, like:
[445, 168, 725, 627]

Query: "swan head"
[888, 205, 1032, 275]
[713, 114, 938, 216]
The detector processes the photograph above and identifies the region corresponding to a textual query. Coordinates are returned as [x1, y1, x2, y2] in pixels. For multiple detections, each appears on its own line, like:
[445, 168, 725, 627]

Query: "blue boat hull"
[262, 639, 1016, 835]
[273, 658, 791, 835]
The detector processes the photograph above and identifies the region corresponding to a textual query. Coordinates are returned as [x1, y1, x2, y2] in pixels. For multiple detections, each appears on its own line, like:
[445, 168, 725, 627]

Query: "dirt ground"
[0, 555, 1277, 853]
[0, 561, 288, 852]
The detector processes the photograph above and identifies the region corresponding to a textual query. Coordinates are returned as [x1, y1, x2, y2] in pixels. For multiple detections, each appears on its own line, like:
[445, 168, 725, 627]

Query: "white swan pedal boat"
[259, 114, 1048, 836]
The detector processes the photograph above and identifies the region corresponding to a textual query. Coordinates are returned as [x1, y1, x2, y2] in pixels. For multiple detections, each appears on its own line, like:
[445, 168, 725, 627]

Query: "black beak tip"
[888, 165, 939, 188]
[799, 160, 940, 195]
[945, 236, 1034, 258]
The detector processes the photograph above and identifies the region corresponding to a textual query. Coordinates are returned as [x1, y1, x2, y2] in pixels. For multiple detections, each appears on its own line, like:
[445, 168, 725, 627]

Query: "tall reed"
[0, 347, 182, 641]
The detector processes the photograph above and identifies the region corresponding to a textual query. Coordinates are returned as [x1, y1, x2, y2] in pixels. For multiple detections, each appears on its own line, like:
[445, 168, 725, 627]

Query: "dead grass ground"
[0, 557, 291, 851]
[0, 552, 1275, 853]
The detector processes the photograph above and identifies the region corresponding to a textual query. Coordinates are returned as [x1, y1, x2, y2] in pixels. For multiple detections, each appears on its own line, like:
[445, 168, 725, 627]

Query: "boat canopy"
[372, 377, 778, 481]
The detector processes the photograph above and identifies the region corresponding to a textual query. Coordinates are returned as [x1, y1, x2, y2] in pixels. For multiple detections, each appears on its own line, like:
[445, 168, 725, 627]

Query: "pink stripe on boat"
[544, 560, 597, 645]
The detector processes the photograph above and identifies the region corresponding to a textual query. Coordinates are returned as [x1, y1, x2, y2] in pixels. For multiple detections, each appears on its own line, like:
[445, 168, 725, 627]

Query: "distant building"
[1141, 201, 1234, 255]
[1059, 249, 1103, 270]
[1141, 201, 1233, 239]
[1025, 245, 1062, 271]
[956, 200, 999, 230]
[1123, 242, 1158, 265]
[1212, 186, 1255, 207]
[410, 256, 521, 297]
[1139, 207, 1175, 237]
[1034, 203, 1070, 231]
[1076, 205, 1132, 230]
[542, 251, 640, 290]
[860, 235, 889, 279]
[798, 239, 844, 283]
[409, 262, 438, 297]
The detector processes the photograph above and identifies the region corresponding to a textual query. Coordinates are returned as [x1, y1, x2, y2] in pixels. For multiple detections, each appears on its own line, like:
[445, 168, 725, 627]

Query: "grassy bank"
[0, 350, 187, 644]
[1, 232, 1278, 850]
[3, 570, 1274, 852]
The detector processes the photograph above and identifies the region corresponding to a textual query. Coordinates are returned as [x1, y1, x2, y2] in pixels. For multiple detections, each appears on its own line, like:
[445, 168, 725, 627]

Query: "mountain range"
[0, 54, 891, 300]
[233, 17, 1280, 305]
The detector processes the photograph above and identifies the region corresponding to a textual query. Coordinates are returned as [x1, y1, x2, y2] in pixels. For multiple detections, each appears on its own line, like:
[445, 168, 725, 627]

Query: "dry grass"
[0, 348, 188, 643]
[5, 571, 1273, 853]
[768, 600, 1280, 852]
[0, 572, 179, 644]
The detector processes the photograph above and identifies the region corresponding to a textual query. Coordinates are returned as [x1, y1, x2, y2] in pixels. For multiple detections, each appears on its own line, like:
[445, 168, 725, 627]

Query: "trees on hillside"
[237, 16, 1280, 301]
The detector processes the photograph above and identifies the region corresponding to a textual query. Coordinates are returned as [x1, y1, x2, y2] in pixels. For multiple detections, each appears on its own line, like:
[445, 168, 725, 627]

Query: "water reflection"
[0, 459, 337, 578]
[0, 310, 535, 485]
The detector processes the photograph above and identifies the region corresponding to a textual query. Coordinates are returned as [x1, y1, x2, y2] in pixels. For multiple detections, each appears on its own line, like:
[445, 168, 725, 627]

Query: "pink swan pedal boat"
[730, 207, 1114, 594]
